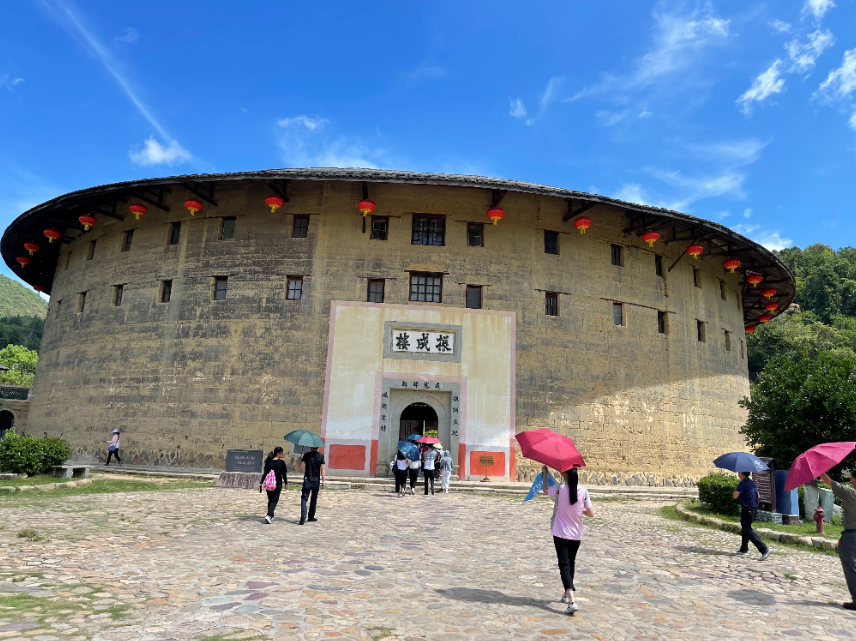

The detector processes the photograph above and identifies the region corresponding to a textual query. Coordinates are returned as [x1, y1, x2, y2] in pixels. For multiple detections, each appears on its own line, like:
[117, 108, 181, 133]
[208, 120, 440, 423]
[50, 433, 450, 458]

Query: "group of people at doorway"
[392, 446, 453, 496]
[258, 446, 326, 526]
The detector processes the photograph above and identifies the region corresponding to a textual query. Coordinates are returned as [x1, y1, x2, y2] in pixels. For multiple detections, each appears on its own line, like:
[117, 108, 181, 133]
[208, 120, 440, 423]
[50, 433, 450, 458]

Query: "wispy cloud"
[650, 168, 746, 210]
[410, 64, 446, 81]
[595, 108, 652, 127]
[743, 208, 752, 218]
[731, 223, 793, 250]
[614, 183, 649, 205]
[276, 116, 394, 168]
[0, 75, 24, 91]
[277, 115, 329, 131]
[815, 48, 856, 101]
[510, 77, 563, 126]
[770, 19, 792, 34]
[786, 29, 834, 73]
[802, 0, 835, 21]
[113, 27, 138, 45]
[682, 139, 767, 166]
[509, 98, 527, 119]
[736, 60, 785, 115]
[129, 138, 191, 167]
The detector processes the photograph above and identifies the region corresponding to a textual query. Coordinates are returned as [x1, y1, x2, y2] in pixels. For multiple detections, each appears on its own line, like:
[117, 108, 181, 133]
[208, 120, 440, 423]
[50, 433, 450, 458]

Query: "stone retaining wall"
[517, 467, 699, 488]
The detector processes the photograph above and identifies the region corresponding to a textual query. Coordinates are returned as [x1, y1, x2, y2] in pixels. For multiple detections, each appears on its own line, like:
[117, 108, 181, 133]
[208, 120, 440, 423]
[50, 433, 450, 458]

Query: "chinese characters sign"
[392, 330, 455, 354]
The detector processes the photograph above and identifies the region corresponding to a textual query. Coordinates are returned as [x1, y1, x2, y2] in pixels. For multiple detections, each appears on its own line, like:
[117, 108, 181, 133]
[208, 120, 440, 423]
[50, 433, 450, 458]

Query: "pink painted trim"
[509, 311, 517, 446]
[319, 302, 341, 441]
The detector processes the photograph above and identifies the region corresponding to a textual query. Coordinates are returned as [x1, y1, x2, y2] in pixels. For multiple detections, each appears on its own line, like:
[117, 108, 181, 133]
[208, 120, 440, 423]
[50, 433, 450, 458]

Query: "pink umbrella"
[515, 428, 585, 473]
[416, 436, 441, 444]
[783, 442, 856, 491]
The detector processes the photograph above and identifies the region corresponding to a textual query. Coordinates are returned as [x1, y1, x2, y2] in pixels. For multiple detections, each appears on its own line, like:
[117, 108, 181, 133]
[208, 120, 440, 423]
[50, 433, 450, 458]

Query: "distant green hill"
[0, 274, 47, 318]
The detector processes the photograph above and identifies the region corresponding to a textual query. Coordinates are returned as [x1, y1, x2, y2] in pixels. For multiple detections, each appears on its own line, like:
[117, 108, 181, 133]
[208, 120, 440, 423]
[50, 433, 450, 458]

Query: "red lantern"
[79, 214, 97, 231]
[747, 274, 763, 287]
[641, 231, 659, 247]
[16, 256, 30, 268]
[358, 199, 376, 217]
[686, 244, 704, 259]
[761, 288, 777, 299]
[744, 325, 756, 334]
[764, 302, 778, 312]
[486, 206, 504, 225]
[265, 195, 284, 213]
[129, 203, 147, 220]
[724, 258, 741, 273]
[23, 242, 39, 256]
[33, 284, 46, 293]
[184, 199, 203, 216]
[574, 216, 592, 235]
[758, 314, 772, 323]
[44, 228, 61, 243]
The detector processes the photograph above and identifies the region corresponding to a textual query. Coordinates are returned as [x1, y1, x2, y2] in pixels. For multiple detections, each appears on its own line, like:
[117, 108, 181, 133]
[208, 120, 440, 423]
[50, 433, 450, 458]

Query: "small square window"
[122, 230, 134, 252]
[658, 311, 667, 334]
[468, 224, 484, 248]
[169, 222, 181, 246]
[693, 268, 701, 288]
[545, 292, 559, 317]
[287, 276, 303, 300]
[412, 215, 445, 246]
[697, 320, 706, 342]
[611, 244, 622, 266]
[292, 215, 309, 238]
[221, 218, 236, 241]
[466, 285, 482, 309]
[214, 276, 228, 300]
[409, 272, 443, 303]
[655, 255, 663, 277]
[113, 284, 124, 307]
[86, 241, 95, 261]
[370, 216, 388, 241]
[77, 292, 86, 314]
[367, 279, 385, 303]
[160, 279, 172, 303]
[613, 302, 624, 326]
[719, 279, 727, 301]
[544, 231, 559, 255]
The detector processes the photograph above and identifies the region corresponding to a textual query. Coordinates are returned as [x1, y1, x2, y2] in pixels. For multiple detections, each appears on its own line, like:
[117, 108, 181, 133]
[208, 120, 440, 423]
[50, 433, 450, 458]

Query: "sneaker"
[264, 515, 271, 524]
[759, 549, 772, 561]
[560, 594, 569, 604]
[564, 602, 579, 615]
[735, 550, 749, 556]
[299, 517, 305, 525]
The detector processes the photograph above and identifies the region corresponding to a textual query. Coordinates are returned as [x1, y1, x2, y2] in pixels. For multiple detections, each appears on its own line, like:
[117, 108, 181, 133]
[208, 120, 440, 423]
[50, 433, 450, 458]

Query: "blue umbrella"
[406, 434, 422, 442]
[713, 452, 769, 474]
[284, 430, 325, 448]
[397, 441, 420, 461]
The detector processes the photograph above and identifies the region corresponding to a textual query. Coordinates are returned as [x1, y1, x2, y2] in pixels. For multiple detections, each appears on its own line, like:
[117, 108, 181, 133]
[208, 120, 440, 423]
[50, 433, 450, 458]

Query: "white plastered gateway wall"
[320, 301, 516, 479]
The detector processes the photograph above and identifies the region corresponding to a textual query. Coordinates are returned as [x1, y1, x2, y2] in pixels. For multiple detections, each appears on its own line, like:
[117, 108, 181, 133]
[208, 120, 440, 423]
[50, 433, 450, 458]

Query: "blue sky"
[1, 0, 855, 290]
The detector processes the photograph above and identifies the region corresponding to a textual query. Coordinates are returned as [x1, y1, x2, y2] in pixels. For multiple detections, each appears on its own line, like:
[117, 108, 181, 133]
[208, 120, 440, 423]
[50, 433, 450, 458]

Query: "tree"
[740, 350, 856, 470]
[0, 345, 38, 386]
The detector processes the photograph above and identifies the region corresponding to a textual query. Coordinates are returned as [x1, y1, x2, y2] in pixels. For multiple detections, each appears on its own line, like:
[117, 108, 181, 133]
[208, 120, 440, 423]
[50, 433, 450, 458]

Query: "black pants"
[408, 468, 419, 489]
[553, 536, 581, 591]
[394, 468, 407, 492]
[424, 468, 435, 494]
[740, 507, 768, 553]
[266, 488, 281, 519]
[301, 479, 320, 519]
[106, 449, 121, 464]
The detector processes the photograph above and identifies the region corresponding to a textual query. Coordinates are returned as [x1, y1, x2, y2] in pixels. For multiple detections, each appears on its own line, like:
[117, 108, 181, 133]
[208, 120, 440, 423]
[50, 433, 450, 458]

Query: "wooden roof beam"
[563, 199, 597, 222]
[182, 182, 218, 207]
[490, 189, 507, 208]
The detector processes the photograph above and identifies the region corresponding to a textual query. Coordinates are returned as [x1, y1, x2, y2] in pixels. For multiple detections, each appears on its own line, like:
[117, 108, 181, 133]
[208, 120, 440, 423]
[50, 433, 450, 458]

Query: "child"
[439, 450, 453, 493]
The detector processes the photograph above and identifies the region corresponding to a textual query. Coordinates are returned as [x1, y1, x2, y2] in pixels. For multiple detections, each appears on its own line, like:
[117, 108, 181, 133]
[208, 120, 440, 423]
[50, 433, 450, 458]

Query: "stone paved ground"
[1, 486, 855, 640]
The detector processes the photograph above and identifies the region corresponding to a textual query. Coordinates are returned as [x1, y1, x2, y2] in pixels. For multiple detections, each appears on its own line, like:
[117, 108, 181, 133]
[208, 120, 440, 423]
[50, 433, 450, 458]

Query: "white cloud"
[743, 208, 752, 218]
[732, 223, 759, 235]
[410, 65, 446, 80]
[756, 231, 794, 251]
[596, 109, 631, 126]
[770, 20, 792, 34]
[802, 0, 835, 20]
[651, 168, 746, 209]
[113, 27, 138, 45]
[736, 60, 785, 115]
[614, 183, 648, 205]
[683, 139, 767, 166]
[509, 98, 527, 119]
[849, 110, 856, 132]
[277, 115, 329, 131]
[815, 48, 856, 101]
[129, 138, 191, 166]
[0, 75, 24, 91]
[276, 117, 393, 169]
[786, 29, 834, 73]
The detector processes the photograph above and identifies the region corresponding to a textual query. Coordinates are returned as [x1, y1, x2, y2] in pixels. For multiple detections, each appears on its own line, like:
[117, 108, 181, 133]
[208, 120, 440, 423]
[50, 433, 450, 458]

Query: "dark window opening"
[655, 254, 663, 277]
[411, 215, 445, 246]
[467, 223, 484, 247]
[169, 222, 181, 246]
[611, 244, 622, 266]
[292, 215, 309, 238]
[466, 285, 482, 309]
[86, 241, 95, 261]
[367, 279, 385, 303]
[399, 402, 439, 440]
[370, 216, 388, 241]
[62, 253, 70, 271]
[719, 279, 727, 300]
[658, 311, 667, 334]
[613, 302, 624, 326]
[287, 276, 303, 300]
[221, 217, 236, 241]
[697, 320, 706, 342]
[214, 276, 228, 300]
[544, 231, 559, 255]
[77, 292, 86, 313]
[409, 272, 443, 302]
[122, 230, 134, 252]
[693, 268, 701, 288]
[740, 338, 745, 359]
[160, 279, 172, 303]
[724, 330, 732, 352]
[545, 292, 559, 317]
[113, 284, 124, 307]
[55, 300, 61, 320]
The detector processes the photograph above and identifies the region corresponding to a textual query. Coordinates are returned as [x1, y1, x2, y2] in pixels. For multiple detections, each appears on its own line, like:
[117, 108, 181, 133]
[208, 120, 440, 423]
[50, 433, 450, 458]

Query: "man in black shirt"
[299, 447, 326, 525]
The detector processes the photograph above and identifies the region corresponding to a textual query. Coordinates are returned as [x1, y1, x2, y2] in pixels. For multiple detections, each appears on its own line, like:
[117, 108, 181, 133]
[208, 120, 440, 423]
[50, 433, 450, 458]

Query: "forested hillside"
[0, 274, 47, 318]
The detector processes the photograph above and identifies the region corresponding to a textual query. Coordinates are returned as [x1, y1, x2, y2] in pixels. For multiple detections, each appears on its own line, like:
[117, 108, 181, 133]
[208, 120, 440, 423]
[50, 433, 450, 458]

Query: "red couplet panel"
[469, 450, 506, 478]
[328, 444, 366, 470]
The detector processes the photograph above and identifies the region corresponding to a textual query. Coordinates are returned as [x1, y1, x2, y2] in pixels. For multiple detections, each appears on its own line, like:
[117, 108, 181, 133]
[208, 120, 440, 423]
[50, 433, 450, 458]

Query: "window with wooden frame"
[86, 241, 95, 261]
[286, 276, 303, 300]
[544, 231, 559, 255]
[292, 215, 309, 239]
[370, 216, 388, 241]
[611, 244, 622, 266]
[213, 276, 228, 300]
[545, 292, 559, 317]
[613, 302, 625, 326]
[411, 215, 445, 246]
[160, 279, 172, 303]
[122, 230, 134, 252]
[409, 272, 443, 303]
[467, 223, 484, 247]
[169, 222, 181, 246]
[220, 217, 236, 241]
[466, 285, 482, 309]
[367, 279, 385, 303]
[113, 284, 124, 307]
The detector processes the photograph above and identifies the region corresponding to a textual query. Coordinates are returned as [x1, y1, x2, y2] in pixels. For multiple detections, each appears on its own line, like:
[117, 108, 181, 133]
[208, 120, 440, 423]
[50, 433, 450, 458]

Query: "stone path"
[1, 486, 855, 640]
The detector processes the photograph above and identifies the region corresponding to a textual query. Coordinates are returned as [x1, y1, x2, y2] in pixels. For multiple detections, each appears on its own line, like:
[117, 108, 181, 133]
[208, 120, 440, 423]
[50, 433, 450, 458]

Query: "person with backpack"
[541, 464, 594, 615]
[439, 450, 453, 493]
[733, 472, 771, 560]
[407, 455, 420, 495]
[422, 445, 439, 495]
[393, 451, 409, 497]
[259, 447, 288, 524]
[106, 429, 121, 465]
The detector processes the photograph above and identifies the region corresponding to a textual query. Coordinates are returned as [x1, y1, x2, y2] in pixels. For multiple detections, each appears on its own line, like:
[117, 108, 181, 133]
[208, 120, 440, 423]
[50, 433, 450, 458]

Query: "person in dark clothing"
[259, 447, 288, 524]
[299, 447, 325, 525]
[733, 472, 771, 560]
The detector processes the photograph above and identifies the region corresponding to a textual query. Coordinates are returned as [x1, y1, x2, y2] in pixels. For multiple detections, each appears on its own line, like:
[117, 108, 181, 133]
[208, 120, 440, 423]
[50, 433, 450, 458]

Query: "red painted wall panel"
[328, 444, 366, 470]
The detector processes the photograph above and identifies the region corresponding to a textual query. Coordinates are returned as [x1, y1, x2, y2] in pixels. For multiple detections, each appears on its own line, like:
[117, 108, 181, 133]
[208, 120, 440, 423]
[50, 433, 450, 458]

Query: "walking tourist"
[541, 464, 594, 615]
[439, 450, 453, 493]
[422, 445, 439, 495]
[820, 470, 856, 610]
[407, 456, 420, 495]
[394, 451, 409, 497]
[733, 472, 771, 560]
[259, 447, 288, 524]
[299, 446, 325, 524]
[105, 429, 121, 465]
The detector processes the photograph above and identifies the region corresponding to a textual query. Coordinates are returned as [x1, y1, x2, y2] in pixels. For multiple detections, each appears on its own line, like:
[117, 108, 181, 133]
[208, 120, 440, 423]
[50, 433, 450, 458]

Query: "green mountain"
[0, 274, 47, 318]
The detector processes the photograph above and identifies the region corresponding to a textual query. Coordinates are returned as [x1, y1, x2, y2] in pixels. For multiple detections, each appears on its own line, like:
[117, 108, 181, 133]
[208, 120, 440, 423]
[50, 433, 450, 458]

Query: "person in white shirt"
[407, 457, 420, 495]
[394, 452, 409, 497]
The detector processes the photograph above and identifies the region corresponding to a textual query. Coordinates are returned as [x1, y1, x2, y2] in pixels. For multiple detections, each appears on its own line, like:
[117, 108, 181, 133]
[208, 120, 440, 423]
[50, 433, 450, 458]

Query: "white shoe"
[264, 515, 271, 524]
[560, 594, 569, 604]
[564, 602, 578, 615]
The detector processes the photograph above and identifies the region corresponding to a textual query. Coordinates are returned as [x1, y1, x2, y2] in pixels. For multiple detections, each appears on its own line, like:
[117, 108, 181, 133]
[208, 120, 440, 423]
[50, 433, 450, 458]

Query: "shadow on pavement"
[435, 588, 560, 614]
[727, 589, 777, 606]
[674, 545, 735, 556]
[788, 599, 849, 609]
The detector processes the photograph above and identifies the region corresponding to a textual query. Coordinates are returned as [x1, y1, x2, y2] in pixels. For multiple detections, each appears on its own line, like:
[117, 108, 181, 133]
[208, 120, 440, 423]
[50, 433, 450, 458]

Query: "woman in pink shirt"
[541, 464, 594, 615]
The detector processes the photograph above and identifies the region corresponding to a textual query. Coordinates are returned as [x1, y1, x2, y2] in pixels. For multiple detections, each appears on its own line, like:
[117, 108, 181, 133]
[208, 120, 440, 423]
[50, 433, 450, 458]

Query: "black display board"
[225, 449, 264, 473]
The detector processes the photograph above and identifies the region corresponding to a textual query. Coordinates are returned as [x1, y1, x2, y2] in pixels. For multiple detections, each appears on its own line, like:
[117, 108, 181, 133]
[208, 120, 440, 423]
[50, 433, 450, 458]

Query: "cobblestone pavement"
[1, 486, 855, 640]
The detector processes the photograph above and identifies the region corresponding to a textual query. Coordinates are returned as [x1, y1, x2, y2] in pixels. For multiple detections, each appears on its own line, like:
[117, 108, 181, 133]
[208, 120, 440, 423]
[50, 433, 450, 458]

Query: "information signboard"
[225, 449, 264, 474]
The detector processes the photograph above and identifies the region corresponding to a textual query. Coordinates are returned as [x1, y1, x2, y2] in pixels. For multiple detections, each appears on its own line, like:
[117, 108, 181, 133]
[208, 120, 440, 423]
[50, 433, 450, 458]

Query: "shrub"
[697, 472, 740, 516]
[0, 433, 70, 475]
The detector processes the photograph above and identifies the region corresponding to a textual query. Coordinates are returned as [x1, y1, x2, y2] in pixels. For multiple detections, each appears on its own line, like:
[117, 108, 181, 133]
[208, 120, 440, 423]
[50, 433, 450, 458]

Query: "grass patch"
[682, 502, 843, 540]
[196, 633, 265, 641]
[0, 474, 72, 488]
[16, 528, 45, 542]
[0, 589, 100, 627]
[369, 626, 396, 641]
[0, 477, 214, 506]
